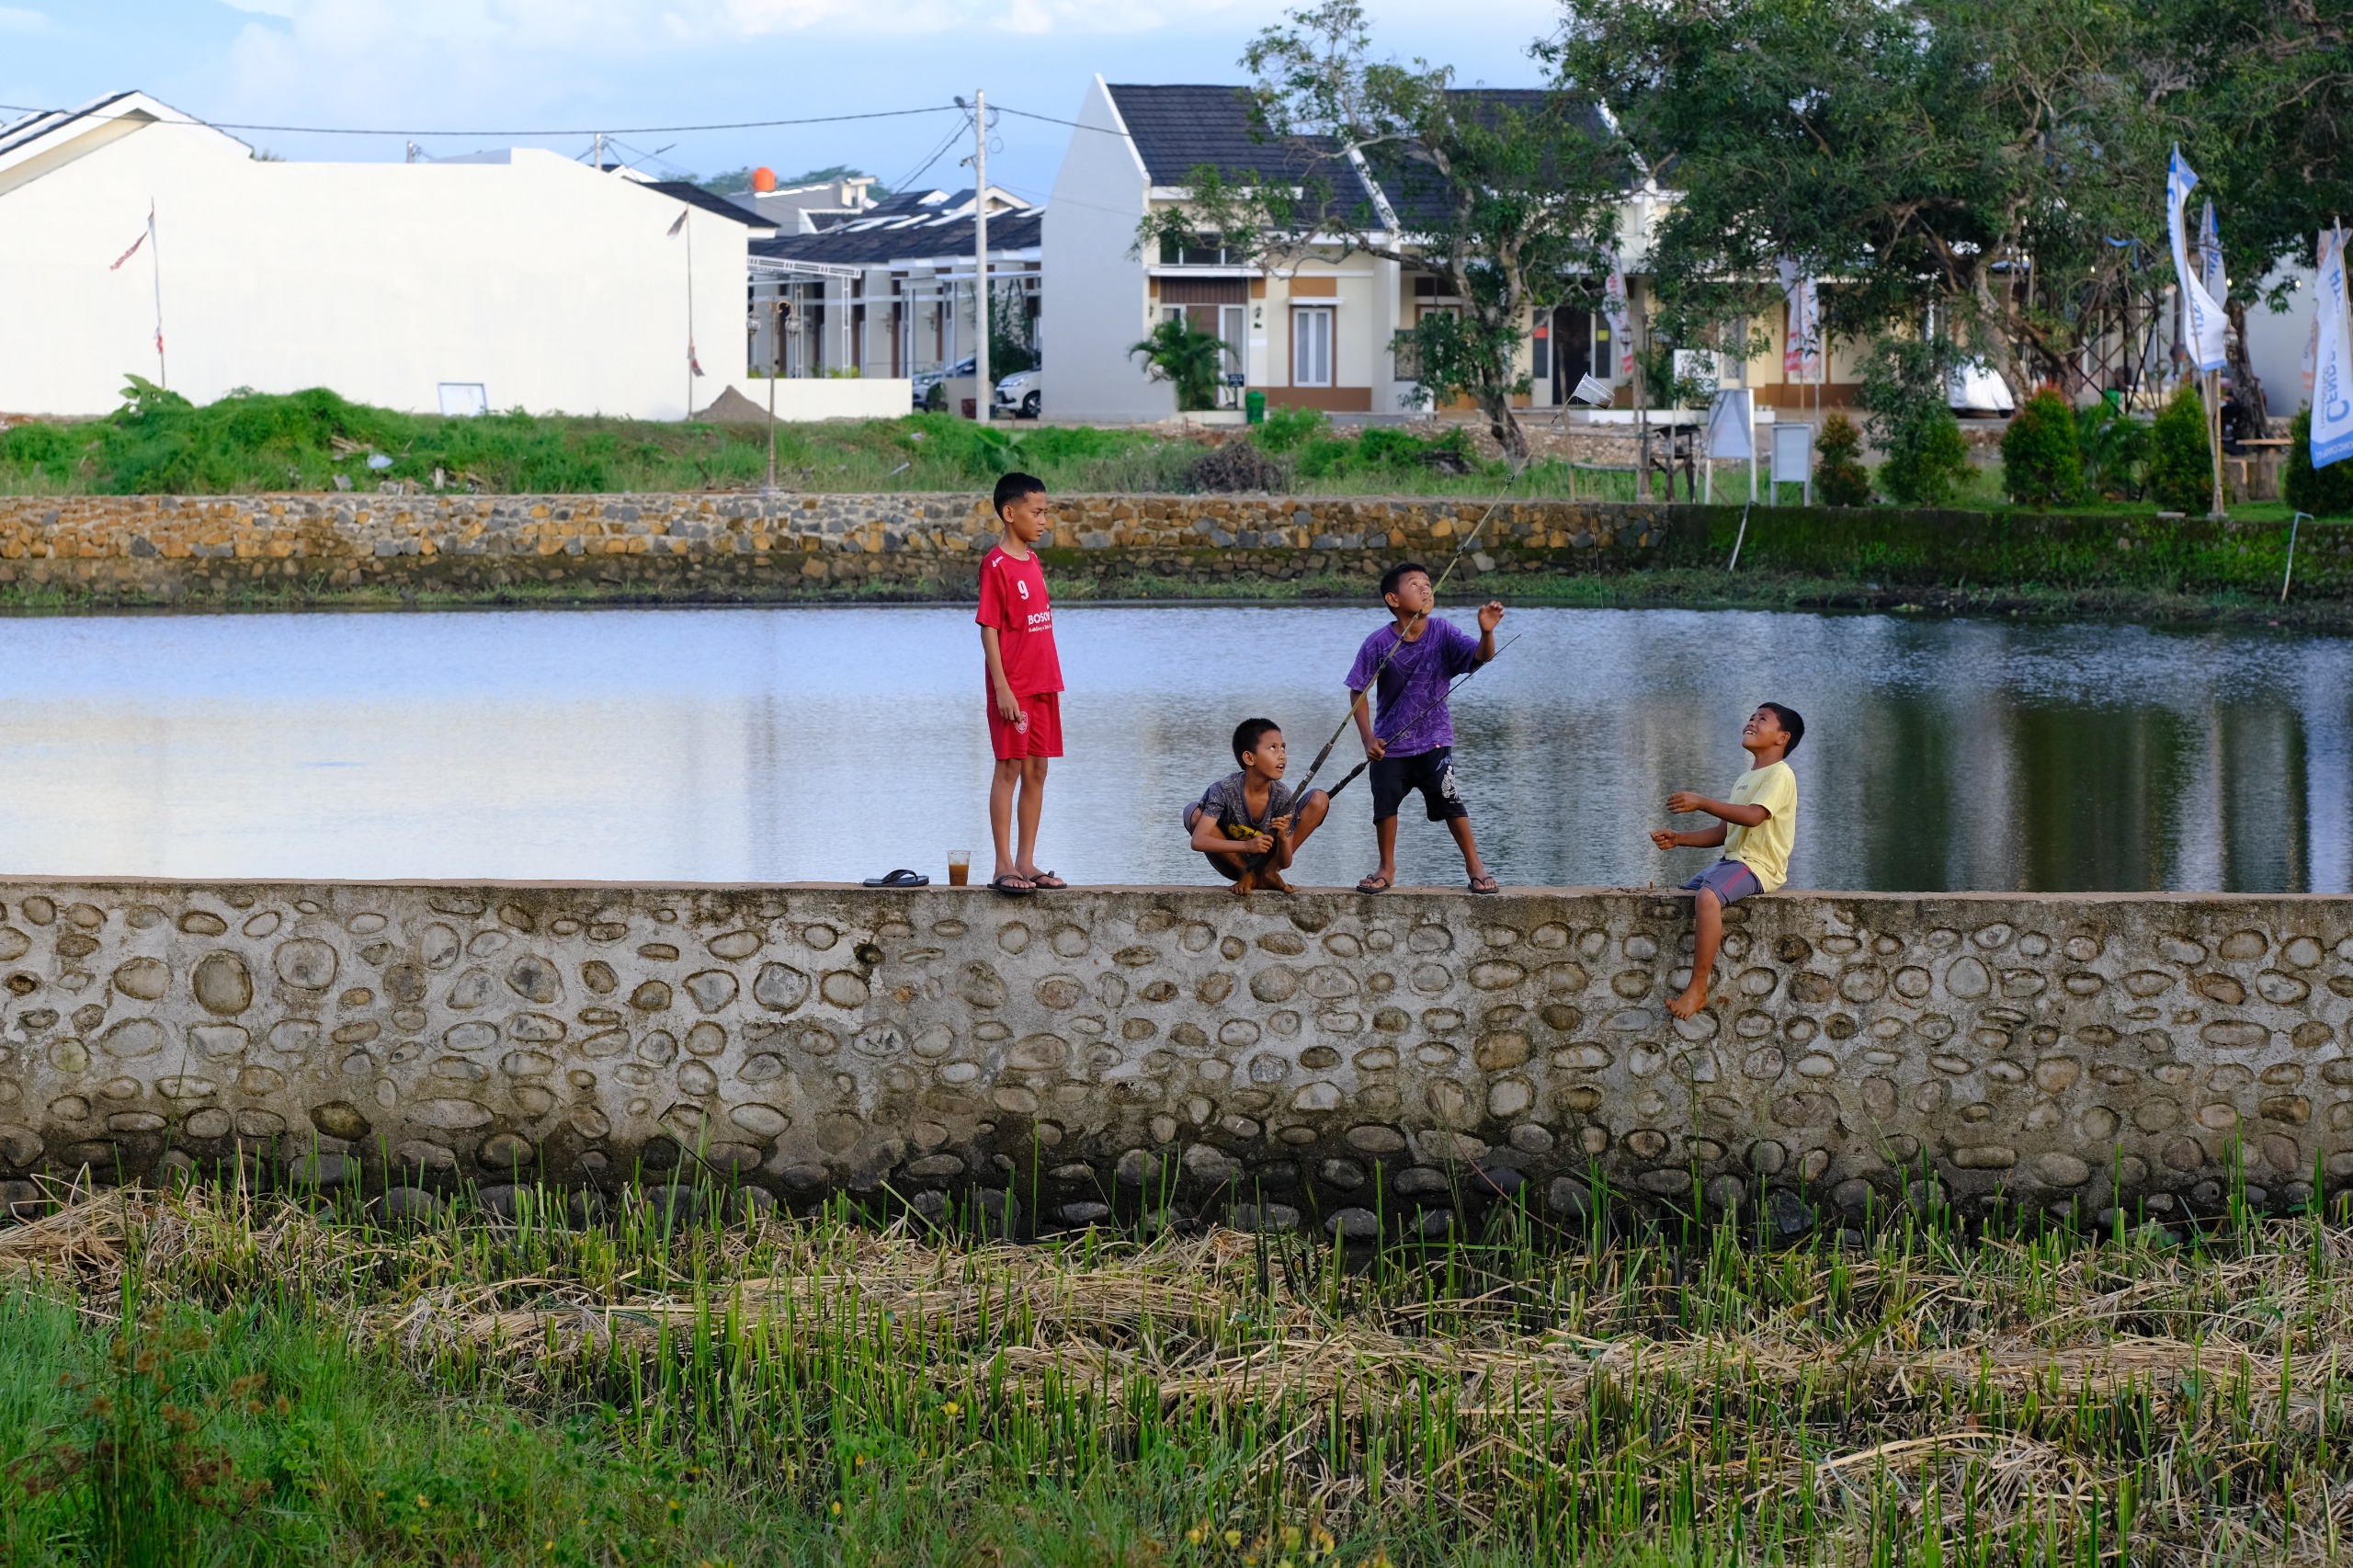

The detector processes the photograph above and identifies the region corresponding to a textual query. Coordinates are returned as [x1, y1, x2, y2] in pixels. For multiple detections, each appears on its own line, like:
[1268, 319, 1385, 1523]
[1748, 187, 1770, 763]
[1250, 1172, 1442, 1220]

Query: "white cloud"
[0, 6, 51, 33]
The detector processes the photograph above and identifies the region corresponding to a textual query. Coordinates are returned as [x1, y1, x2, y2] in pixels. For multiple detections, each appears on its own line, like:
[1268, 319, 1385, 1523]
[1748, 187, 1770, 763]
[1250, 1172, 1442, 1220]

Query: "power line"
[0, 100, 960, 139]
[993, 103, 1131, 135]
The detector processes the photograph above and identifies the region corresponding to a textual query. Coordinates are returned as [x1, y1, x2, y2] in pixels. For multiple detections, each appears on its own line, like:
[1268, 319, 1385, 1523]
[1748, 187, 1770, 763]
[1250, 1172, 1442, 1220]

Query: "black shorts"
[1370, 746, 1468, 824]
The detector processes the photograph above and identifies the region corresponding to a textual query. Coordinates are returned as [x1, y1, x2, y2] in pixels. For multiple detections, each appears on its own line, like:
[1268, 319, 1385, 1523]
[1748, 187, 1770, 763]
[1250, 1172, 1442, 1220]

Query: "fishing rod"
[1280, 479, 1525, 814]
[1317, 632, 1521, 805]
[1238, 634, 1523, 875]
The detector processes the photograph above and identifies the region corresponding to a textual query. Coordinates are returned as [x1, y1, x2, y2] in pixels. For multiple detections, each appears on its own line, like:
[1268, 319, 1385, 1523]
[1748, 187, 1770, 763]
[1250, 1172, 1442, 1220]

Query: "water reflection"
[0, 605, 2338, 891]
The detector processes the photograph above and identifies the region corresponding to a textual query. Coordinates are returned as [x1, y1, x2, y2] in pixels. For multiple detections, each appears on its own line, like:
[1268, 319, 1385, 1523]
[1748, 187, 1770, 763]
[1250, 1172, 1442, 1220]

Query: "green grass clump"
[6, 1171, 2353, 1565]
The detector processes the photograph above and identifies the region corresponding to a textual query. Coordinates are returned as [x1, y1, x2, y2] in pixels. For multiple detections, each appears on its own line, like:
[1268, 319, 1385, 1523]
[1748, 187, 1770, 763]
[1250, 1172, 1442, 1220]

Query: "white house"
[0, 93, 904, 422]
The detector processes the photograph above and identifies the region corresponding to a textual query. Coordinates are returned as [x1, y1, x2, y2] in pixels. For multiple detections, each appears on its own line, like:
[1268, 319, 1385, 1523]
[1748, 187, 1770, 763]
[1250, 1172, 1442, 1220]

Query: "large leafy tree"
[1142, 1, 1631, 462]
[1552, 0, 2156, 403]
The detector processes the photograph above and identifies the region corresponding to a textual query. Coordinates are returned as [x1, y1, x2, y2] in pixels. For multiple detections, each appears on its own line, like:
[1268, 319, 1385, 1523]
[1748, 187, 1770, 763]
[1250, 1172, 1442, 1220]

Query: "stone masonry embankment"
[0, 491, 2338, 606]
[0, 493, 1668, 600]
[0, 881, 2345, 1232]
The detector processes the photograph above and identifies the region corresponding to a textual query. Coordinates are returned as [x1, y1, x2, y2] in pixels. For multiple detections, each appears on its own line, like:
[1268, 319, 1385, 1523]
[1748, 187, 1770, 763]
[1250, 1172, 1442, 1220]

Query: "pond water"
[0, 604, 2340, 893]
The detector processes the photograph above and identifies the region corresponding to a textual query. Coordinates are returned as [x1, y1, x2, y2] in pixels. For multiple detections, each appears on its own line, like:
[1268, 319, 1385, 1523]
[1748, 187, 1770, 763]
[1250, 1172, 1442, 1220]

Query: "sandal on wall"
[861, 869, 929, 888]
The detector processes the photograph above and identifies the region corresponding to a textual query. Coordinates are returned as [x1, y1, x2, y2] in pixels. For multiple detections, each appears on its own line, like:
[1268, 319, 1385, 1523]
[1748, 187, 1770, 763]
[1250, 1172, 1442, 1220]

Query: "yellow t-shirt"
[1722, 760, 1798, 892]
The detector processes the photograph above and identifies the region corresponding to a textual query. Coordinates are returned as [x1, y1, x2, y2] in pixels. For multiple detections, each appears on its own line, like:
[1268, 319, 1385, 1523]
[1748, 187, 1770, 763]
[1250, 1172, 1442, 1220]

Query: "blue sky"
[0, 1, 1559, 200]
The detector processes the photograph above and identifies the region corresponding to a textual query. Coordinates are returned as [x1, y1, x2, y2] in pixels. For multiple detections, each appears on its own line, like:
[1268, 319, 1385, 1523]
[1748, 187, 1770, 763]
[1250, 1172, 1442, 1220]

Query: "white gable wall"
[0, 119, 748, 419]
[1041, 76, 1171, 424]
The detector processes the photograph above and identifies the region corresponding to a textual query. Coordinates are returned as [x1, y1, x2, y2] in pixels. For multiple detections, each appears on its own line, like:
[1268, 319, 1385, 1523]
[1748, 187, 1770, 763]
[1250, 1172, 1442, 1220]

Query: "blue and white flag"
[2167, 147, 2229, 373]
[2313, 226, 2353, 470]
[2199, 200, 2225, 303]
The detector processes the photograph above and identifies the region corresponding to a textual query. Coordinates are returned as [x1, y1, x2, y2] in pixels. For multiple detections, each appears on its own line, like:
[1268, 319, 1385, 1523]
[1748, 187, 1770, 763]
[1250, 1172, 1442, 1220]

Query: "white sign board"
[438, 382, 489, 417]
[1705, 388, 1754, 460]
[1771, 422, 1814, 505]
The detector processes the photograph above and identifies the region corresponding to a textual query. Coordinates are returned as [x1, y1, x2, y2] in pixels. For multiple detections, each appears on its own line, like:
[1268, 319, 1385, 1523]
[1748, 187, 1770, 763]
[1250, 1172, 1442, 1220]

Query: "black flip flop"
[862, 869, 930, 888]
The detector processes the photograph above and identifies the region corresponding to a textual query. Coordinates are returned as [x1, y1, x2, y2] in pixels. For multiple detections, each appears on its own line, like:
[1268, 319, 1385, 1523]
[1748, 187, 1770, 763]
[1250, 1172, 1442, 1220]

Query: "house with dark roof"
[745, 187, 1040, 386]
[1044, 76, 1665, 423]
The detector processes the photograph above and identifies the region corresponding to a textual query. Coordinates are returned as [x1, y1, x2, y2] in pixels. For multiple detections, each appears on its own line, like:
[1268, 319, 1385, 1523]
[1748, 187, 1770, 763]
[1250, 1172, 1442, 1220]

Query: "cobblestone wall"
[0, 882, 2344, 1232]
[0, 493, 1688, 599]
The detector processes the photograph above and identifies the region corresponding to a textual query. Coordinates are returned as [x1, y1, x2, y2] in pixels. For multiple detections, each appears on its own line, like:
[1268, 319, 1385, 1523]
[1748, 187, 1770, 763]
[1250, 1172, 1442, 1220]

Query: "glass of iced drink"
[947, 851, 972, 887]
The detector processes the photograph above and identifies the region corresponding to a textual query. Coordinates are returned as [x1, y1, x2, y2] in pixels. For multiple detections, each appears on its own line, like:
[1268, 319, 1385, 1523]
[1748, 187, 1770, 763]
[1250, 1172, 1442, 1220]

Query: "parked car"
[993, 366, 1043, 419]
[1946, 358, 2017, 415]
[913, 355, 976, 410]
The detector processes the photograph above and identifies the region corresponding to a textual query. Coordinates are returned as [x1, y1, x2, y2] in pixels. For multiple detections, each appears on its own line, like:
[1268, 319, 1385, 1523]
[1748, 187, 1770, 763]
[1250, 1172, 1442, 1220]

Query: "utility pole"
[972, 90, 989, 423]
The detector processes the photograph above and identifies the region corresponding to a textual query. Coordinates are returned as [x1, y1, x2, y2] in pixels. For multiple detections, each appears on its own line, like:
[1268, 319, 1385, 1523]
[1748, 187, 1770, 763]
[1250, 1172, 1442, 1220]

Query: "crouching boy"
[1184, 718, 1331, 894]
[1651, 702, 1804, 1019]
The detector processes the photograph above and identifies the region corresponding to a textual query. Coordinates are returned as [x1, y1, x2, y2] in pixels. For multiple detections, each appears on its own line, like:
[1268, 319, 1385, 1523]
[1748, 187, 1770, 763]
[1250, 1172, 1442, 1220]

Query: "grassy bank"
[0, 386, 2325, 525]
[6, 1178, 2353, 1564]
[0, 389, 1553, 501]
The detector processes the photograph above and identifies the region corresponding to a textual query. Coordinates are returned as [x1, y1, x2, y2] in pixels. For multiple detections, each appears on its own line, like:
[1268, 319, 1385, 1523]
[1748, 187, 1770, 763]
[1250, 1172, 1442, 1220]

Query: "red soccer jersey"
[976, 545, 1063, 696]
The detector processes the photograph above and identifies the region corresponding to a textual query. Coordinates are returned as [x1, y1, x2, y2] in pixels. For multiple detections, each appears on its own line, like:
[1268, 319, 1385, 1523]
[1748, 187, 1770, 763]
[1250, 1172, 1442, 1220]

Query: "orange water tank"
[751, 166, 778, 192]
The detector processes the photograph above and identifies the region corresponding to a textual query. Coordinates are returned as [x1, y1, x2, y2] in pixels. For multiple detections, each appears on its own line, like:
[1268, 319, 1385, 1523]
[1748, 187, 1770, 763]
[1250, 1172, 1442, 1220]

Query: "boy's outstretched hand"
[1665, 790, 1706, 815]
[1649, 828, 1681, 851]
[1477, 600, 1506, 633]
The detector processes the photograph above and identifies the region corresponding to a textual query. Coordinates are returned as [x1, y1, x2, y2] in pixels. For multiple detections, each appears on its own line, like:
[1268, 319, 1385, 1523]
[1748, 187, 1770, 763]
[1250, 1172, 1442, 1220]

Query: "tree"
[1140, 1, 1631, 462]
[1553, 0, 2158, 404]
[1859, 335, 1972, 505]
[1129, 318, 1228, 412]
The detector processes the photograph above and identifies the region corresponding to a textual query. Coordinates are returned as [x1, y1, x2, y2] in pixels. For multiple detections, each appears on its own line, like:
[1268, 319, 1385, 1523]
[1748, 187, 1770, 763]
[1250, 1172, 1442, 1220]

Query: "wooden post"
[2207, 367, 2226, 517]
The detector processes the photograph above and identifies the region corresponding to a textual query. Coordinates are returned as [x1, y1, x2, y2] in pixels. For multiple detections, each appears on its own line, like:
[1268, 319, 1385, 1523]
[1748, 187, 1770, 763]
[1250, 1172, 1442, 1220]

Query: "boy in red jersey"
[976, 472, 1065, 894]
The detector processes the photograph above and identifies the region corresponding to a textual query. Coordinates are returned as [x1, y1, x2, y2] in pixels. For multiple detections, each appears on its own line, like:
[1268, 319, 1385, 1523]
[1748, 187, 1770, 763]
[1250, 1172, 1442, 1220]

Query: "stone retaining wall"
[0, 493, 1676, 599]
[0, 881, 2344, 1233]
[0, 491, 2337, 607]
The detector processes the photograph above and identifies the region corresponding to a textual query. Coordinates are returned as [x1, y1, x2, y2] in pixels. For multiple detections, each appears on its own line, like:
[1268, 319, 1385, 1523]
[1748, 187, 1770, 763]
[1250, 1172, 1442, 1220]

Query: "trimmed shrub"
[2146, 384, 2215, 513]
[2075, 399, 2149, 500]
[2283, 408, 2353, 517]
[1813, 414, 1872, 506]
[1999, 389, 2083, 507]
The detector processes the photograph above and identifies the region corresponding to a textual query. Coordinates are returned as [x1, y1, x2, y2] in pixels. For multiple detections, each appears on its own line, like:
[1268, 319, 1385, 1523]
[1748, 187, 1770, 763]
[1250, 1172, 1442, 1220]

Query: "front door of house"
[1552, 306, 1593, 403]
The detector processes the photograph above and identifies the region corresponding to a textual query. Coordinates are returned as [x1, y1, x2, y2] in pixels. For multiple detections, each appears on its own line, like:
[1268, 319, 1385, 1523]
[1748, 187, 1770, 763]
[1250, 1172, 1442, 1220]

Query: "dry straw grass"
[13, 1174, 2353, 1562]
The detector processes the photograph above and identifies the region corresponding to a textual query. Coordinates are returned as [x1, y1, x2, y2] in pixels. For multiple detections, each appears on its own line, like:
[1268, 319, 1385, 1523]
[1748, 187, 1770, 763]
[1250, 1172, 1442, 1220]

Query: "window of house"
[1159, 234, 1234, 267]
[1292, 305, 1335, 387]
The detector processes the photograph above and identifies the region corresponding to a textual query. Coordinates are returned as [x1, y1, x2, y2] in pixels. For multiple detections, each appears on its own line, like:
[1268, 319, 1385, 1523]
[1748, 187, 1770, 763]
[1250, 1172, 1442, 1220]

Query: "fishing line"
[1317, 633, 1521, 805]
[1284, 479, 1525, 807]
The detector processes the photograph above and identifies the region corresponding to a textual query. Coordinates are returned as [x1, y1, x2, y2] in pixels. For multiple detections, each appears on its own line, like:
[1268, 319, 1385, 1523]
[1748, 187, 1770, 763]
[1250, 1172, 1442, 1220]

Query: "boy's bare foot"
[1665, 984, 1711, 1020]
[1258, 870, 1294, 894]
[1229, 870, 1257, 896]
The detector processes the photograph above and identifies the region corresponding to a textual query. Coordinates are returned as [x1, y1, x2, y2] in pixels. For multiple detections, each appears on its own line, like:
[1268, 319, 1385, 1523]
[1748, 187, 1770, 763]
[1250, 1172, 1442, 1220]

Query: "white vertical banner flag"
[2313, 225, 2353, 470]
[2199, 199, 2226, 304]
[1776, 257, 1820, 381]
[1602, 252, 1634, 380]
[2166, 147, 2229, 372]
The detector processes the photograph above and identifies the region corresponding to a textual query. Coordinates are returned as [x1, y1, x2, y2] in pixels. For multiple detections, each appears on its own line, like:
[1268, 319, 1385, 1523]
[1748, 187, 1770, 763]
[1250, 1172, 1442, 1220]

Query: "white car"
[1947, 359, 2016, 415]
[993, 368, 1043, 419]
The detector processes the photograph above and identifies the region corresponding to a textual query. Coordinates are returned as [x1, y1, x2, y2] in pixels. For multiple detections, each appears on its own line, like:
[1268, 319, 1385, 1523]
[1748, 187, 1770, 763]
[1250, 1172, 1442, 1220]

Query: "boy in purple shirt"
[1346, 562, 1504, 893]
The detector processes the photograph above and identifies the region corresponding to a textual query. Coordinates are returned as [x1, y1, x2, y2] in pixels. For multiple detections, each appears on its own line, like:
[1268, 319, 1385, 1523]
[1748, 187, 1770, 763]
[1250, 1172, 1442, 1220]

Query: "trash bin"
[1245, 390, 1267, 425]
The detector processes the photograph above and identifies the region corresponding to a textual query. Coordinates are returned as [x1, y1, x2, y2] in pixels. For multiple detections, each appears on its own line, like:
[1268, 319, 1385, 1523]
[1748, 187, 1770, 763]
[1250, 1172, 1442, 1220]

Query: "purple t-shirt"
[1346, 617, 1483, 756]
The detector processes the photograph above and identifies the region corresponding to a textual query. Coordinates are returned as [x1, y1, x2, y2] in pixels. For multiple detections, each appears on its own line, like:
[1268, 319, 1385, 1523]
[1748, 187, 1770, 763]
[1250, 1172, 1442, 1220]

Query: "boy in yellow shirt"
[1652, 702, 1803, 1019]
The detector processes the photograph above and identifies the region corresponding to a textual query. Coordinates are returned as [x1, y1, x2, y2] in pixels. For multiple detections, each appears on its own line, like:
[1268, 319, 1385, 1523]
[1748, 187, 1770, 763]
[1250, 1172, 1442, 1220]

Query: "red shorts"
[988, 689, 1063, 760]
